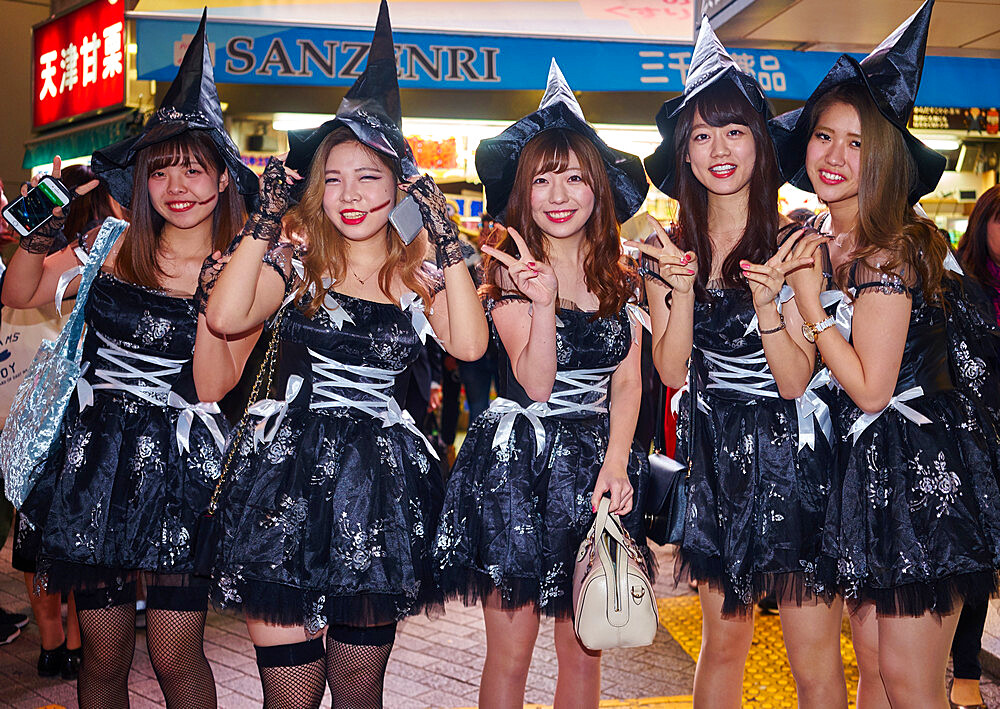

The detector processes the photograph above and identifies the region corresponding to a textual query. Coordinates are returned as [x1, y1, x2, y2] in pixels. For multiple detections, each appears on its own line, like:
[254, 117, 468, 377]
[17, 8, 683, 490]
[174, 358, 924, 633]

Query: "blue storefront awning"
[134, 14, 1000, 107]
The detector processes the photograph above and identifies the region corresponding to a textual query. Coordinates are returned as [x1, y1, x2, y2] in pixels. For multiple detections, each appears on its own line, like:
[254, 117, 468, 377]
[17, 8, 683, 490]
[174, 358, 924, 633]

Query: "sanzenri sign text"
[135, 15, 1000, 106]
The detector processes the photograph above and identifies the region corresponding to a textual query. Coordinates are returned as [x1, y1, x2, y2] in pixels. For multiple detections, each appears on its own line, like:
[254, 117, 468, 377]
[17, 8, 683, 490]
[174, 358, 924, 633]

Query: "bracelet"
[759, 313, 785, 335]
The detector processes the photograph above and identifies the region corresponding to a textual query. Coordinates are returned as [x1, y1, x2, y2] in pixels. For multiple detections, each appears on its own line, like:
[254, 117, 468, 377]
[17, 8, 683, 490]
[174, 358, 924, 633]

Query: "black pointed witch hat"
[91, 9, 258, 209]
[285, 0, 417, 180]
[643, 15, 771, 198]
[475, 59, 648, 222]
[769, 0, 944, 204]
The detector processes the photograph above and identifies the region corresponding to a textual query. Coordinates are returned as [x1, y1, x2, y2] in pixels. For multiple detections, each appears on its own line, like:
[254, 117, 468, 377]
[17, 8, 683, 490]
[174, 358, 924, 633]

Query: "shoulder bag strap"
[57, 217, 128, 360]
[652, 379, 667, 455]
[206, 305, 287, 514]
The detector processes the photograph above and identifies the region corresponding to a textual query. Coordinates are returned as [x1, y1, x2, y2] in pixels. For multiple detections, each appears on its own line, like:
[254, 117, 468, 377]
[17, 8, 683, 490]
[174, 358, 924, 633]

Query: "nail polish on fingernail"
[687, 269, 695, 274]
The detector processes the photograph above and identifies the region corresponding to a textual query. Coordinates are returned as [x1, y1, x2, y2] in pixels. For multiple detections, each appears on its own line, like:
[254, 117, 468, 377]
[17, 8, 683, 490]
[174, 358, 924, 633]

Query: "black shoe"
[0, 624, 21, 646]
[757, 595, 779, 615]
[38, 641, 66, 677]
[61, 646, 81, 681]
[0, 608, 29, 629]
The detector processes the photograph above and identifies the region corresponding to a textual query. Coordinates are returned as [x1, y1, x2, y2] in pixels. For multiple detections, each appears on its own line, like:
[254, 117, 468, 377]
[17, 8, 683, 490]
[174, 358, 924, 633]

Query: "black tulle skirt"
[828, 389, 1000, 616]
[19, 393, 224, 594]
[433, 410, 654, 619]
[677, 392, 840, 616]
[211, 408, 445, 632]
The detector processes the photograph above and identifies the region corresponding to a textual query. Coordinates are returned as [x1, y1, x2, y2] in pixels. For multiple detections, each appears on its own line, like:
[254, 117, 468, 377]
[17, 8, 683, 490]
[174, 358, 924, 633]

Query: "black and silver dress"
[826, 264, 1000, 615]
[433, 296, 653, 618]
[677, 284, 839, 615]
[18, 218, 228, 599]
[211, 246, 445, 632]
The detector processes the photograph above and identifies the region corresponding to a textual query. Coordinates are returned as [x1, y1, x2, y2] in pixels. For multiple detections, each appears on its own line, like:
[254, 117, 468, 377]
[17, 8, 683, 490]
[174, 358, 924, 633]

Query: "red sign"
[33, 0, 126, 128]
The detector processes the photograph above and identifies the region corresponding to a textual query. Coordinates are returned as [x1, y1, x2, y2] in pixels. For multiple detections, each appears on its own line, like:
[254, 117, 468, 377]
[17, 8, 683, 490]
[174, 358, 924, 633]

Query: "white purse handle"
[590, 497, 632, 628]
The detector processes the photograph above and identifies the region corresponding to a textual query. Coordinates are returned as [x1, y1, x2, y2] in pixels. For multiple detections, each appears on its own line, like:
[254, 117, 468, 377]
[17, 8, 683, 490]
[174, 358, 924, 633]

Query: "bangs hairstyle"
[957, 186, 1000, 293]
[482, 128, 636, 318]
[283, 126, 431, 318]
[118, 126, 246, 289]
[812, 83, 949, 302]
[672, 79, 779, 297]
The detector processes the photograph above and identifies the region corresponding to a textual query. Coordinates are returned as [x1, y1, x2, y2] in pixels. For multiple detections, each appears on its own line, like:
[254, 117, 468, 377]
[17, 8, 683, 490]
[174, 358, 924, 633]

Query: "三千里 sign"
[33, 0, 126, 128]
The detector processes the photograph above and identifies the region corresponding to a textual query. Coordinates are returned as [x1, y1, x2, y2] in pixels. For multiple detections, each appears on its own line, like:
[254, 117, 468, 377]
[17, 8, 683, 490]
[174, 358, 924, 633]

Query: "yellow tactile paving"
[525, 700, 694, 709]
[657, 596, 861, 708]
[455, 700, 694, 709]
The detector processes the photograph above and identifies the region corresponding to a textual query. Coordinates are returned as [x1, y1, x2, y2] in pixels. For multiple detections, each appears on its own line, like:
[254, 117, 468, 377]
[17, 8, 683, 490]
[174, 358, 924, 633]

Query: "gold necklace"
[350, 261, 384, 285]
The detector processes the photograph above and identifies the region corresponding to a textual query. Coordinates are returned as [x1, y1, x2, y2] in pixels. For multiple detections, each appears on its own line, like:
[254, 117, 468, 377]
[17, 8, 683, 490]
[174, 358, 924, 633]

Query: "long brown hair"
[117, 127, 246, 289]
[481, 129, 635, 318]
[283, 127, 431, 317]
[813, 83, 949, 301]
[957, 184, 1000, 294]
[672, 79, 779, 297]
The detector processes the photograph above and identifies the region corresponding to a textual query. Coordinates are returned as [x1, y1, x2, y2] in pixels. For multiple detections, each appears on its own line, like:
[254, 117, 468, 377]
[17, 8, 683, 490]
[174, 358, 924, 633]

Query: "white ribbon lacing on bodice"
[488, 364, 618, 456]
[247, 348, 440, 460]
[701, 348, 780, 400]
[76, 330, 225, 454]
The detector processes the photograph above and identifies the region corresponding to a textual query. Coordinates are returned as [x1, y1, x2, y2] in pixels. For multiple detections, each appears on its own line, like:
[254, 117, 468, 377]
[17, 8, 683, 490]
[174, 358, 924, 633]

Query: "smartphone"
[1, 176, 72, 238]
[389, 194, 424, 245]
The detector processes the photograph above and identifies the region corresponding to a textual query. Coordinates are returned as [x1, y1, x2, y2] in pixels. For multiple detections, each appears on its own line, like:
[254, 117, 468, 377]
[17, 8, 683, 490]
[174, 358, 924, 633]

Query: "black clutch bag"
[643, 379, 689, 547]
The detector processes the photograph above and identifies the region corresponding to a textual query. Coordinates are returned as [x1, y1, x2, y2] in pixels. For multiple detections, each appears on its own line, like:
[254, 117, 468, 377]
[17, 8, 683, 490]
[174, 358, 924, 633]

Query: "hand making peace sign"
[740, 227, 819, 310]
[481, 227, 559, 308]
[624, 214, 697, 295]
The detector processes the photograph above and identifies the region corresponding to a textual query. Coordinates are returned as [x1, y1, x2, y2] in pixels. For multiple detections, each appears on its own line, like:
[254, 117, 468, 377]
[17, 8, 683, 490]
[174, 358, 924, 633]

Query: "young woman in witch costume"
[0, 14, 257, 709]
[631, 19, 845, 709]
[432, 60, 652, 709]
[771, 2, 1000, 705]
[200, 4, 487, 707]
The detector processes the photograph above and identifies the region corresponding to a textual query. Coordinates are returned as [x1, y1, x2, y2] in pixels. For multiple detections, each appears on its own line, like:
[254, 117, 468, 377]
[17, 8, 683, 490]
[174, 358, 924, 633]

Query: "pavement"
[2, 533, 1000, 708]
[0, 542, 698, 709]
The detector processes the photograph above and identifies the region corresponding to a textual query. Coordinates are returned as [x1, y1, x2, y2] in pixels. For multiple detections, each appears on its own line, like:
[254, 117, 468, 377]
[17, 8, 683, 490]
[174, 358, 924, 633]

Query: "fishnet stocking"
[256, 639, 326, 709]
[326, 625, 396, 709]
[76, 602, 136, 709]
[146, 609, 217, 708]
[259, 659, 326, 708]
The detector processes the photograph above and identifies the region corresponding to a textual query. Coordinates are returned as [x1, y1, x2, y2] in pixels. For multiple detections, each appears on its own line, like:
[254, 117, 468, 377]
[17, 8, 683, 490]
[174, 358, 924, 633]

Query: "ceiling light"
[922, 138, 961, 151]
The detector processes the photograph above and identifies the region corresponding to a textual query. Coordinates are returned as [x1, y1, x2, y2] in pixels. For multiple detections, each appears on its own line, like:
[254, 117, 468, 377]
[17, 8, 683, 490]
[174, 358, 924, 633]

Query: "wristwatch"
[801, 315, 835, 343]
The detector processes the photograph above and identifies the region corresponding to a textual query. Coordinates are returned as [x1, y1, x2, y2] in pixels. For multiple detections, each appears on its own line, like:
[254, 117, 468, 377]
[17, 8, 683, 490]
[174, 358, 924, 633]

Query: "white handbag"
[572, 497, 659, 650]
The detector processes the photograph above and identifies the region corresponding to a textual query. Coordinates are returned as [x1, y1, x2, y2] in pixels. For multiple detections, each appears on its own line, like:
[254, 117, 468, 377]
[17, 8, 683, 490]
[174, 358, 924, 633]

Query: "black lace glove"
[245, 157, 290, 243]
[17, 203, 68, 255]
[194, 233, 245, 315]
[404, 175, 464, 268]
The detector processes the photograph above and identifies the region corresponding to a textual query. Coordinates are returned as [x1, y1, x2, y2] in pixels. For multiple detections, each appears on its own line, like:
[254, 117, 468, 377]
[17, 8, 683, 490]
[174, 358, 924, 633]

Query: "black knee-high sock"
[326, 624, 396, 709]
[255, 638, 326, 709]
[75, 601, 136, 709]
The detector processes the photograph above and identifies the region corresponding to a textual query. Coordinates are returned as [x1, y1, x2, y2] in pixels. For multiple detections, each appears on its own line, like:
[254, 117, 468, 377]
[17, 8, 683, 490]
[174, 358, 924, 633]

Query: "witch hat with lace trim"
[91, 9, 258, 210]
[769, 0, 944, 204]
[285, 0, 418, 180]
[643, 15, 771, 198]
[475, 59, 648, 222]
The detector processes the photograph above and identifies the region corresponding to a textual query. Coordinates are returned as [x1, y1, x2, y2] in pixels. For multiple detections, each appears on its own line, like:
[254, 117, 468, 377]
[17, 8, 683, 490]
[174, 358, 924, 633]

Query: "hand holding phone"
[2, 175, 73, 239]
[1, 155, 99, 240]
